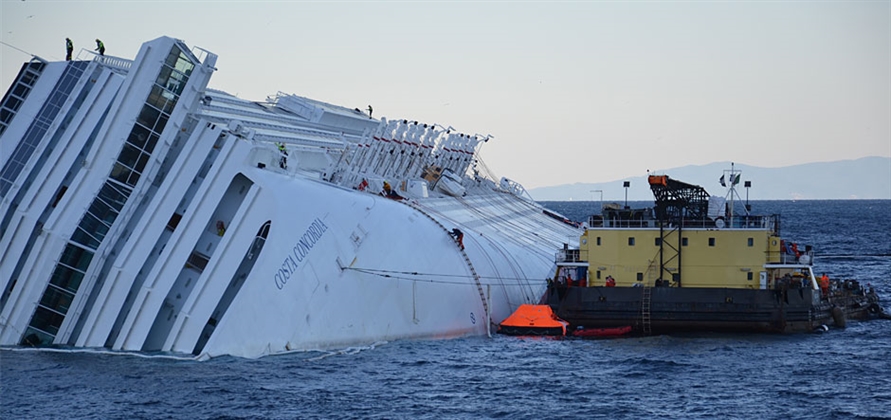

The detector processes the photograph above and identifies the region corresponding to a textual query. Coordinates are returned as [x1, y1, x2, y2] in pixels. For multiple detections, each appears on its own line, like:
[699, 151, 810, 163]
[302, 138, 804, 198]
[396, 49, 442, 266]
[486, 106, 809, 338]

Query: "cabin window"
[596, 237, 601, 246]
[596, 271, 601, 279]
[39, 284, 75, 314]
[655, 238, 662, 246]
[709, 238, 716, 247]
[59, 243, 93, 272]
[248, 221, 272, 260]
[672, 273, 680, 282]
[166, 212, 183, 231]
[628, 237, 635, 246]
[136, 103, 163, 131]
[682, 237, 688, 246]
[747, 238, 754, 247]
[185, 251, 210, 272]
[747, 272, 753, 280]
[52, 186, 68, 208]
[636, 273, 643, 281]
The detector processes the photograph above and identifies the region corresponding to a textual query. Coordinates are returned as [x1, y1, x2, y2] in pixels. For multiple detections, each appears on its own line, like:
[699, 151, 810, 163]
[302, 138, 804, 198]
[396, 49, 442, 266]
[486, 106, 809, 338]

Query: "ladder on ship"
[640, 258, 659, 336]
[641, 286, 652, 335]
[460, 248, 490, 336]
[401, 200, 491, 337]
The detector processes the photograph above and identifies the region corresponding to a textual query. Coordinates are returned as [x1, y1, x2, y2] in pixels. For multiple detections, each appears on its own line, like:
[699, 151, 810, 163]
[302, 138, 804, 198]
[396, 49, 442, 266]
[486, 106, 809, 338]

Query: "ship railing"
[190, 46, 212, 66]
[499, 177, 534, 202]
[727, 215, 778, 231]
[693, 214, 778, 230]
[91, 53, 132, 71]
[555, 249, 581, 263]
[601, 219, 657, 228]
[591, 213, 779, 231]
[775, 249, 815, 265]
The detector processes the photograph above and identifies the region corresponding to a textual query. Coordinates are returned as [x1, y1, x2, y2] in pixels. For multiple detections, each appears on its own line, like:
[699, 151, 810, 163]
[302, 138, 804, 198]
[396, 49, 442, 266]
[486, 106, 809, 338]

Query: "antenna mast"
[721, 162, 746, 217]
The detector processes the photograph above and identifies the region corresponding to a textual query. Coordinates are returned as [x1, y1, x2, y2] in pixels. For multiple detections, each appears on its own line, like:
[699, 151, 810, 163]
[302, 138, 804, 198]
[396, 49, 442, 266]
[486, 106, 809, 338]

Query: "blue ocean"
[3, 200, 890, 419]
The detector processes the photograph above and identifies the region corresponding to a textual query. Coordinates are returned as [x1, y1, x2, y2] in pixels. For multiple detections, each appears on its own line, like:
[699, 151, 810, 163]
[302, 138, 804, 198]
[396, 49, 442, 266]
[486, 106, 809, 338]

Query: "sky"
[2, 1, 889, 189]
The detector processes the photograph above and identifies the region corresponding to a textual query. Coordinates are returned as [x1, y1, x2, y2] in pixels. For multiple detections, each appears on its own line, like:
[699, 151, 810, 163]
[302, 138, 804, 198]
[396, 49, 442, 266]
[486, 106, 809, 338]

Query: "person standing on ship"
[65, 38, 73, 61]
[820, 273, 830, 298]
[95, 39, 105, 56]
[276, 142, 288, 169]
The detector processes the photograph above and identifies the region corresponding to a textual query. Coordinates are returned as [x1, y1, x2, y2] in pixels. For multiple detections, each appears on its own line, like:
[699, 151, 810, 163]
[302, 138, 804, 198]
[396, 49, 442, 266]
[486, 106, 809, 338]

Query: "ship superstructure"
[0, 37, 581, 358]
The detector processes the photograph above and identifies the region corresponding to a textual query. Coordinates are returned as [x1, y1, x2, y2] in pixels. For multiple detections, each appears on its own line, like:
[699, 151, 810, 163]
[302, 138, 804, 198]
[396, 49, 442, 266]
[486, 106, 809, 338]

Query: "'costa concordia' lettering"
[275, 218, 329, 289]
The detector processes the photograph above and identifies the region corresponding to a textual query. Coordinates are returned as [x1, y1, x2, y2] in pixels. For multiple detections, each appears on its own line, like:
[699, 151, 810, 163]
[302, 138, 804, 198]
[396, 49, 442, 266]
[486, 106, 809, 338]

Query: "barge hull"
[547, 286, 881, 333]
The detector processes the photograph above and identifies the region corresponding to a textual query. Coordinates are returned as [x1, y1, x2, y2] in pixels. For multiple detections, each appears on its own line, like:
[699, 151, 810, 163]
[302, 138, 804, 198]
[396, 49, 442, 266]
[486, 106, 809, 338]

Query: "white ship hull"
[0, 37, 579, 358]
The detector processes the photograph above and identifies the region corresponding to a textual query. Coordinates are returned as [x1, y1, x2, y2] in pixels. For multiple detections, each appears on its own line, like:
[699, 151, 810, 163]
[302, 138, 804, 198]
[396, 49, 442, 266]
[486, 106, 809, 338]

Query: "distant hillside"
[528, 157, 891, 201]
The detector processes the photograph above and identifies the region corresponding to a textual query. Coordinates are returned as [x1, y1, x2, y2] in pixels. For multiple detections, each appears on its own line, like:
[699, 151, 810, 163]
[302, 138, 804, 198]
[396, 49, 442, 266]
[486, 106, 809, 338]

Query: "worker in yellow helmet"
[276, 143, 288, 169]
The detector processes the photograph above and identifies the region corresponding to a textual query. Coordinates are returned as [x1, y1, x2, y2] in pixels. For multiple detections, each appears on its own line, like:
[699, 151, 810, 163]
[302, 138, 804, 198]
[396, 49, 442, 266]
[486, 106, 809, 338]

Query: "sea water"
[3, 200, 890, 419]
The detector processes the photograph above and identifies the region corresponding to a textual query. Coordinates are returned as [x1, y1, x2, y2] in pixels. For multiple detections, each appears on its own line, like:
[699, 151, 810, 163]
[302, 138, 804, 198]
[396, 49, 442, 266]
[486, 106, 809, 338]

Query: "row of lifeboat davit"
[497, 304, 632, 338]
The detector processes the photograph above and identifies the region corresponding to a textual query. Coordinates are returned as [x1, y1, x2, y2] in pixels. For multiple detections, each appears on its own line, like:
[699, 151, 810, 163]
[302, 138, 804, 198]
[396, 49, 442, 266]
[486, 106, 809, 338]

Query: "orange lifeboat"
[497, 304, 569, 336]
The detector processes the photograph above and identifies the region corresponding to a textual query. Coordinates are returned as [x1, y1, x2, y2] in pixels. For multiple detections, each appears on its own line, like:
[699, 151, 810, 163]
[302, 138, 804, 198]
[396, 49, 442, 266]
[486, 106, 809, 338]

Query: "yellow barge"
[545, 170, 887, 334]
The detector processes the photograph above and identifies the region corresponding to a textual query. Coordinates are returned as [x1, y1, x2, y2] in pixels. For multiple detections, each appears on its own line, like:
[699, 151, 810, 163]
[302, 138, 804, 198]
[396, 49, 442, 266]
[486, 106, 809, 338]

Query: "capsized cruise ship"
[0, 37, 581, 358]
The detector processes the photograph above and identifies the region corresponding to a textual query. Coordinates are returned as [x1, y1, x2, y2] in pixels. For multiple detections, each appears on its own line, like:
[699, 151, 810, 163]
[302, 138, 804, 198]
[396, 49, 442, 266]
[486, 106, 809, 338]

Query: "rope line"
[0, 40, 36, 57]
[345, 266, 546, 287]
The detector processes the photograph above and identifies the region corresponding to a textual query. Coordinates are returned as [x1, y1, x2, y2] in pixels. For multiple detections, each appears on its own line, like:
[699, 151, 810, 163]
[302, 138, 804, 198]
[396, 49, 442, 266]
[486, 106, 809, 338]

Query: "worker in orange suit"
[819, 273, 830, 298]
[449, 228, 464, 250]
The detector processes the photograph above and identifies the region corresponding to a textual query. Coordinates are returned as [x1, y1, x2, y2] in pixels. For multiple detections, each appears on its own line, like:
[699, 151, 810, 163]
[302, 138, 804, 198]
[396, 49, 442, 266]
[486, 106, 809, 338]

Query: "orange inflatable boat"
[498, 304, 569, 336]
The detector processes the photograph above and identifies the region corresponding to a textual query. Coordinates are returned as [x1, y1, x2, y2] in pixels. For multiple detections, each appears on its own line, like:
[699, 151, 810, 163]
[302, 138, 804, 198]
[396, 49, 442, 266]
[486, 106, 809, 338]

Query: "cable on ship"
[345, 266, 545, 286]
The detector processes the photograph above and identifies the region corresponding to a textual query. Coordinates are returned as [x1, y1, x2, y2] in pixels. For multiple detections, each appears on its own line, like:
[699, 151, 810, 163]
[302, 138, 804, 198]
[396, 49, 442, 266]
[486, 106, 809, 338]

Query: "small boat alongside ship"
[497, 304, 568, 336]
[500, 167, 888, 336]
[571, 325, 632, 338]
